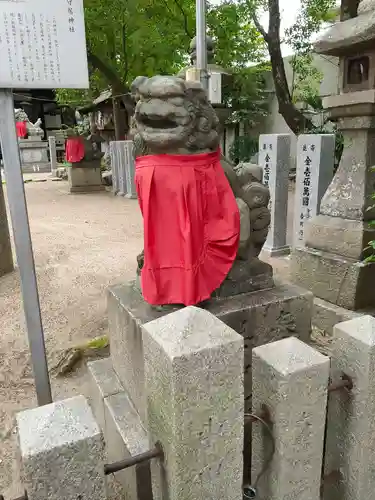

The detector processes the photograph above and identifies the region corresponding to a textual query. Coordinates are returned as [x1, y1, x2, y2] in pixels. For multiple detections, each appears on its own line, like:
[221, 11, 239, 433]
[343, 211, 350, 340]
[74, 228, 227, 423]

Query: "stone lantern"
[291, 0, 375, 313]
[177, 36, 233, 124]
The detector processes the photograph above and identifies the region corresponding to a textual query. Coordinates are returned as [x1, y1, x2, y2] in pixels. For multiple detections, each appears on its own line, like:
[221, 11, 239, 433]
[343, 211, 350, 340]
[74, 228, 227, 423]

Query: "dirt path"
[0, 176, 143, 498]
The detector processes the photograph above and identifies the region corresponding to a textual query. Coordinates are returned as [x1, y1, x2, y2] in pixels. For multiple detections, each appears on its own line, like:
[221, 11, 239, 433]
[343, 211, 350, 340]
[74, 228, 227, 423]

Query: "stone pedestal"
[88, 280, 312, 498]
[68, 164, 105, 193]
[19, 139, 50, 173]
[0, 170, 13, 276]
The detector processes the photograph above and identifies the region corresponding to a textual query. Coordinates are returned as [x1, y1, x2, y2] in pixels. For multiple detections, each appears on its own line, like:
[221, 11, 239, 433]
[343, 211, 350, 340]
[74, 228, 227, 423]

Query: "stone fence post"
[252, 337, 329, 500]
[48, 136, 57, 176]
[17, 396, 107, 500]
[109, 140, 137, 198]
[323, 316, 375, 500]
[142, 306, 244, 500]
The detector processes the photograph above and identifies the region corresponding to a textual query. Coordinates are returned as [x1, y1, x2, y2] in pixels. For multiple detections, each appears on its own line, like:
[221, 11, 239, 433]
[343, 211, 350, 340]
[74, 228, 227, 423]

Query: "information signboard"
[0, 0, 89, 89]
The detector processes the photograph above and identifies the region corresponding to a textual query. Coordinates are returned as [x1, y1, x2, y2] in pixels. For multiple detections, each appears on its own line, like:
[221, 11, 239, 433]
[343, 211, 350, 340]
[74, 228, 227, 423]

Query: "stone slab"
[17, 395, 106, 500]
[87, 358, 124, 431]
[305, 214, 375, 260]
[252, 337, 329, 500]
[291, 246, 375, 310]
[104, 392, 152, 500]
[323, 316, 375, 500]
[143, 307, 244, 500]
[108, 281, 312, 417]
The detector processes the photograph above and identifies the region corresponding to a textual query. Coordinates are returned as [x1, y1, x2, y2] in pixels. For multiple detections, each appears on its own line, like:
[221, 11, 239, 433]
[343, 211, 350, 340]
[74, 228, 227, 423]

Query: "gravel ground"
[0, 175, 142, 498]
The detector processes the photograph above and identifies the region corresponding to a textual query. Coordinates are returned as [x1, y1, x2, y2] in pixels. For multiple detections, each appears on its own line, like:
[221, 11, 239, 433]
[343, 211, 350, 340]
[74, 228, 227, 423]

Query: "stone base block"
[68, 166, 104, 193]
[88, 359, 152, 500]
[291, 246, 375, 310]
[305, 214, 375, 260]
[21, 162, 51, 173]
[313, 297, 365, 335]
[108, 280, 312, 414]
[262, 245, 291, 258]
[213, 258, 274, 298]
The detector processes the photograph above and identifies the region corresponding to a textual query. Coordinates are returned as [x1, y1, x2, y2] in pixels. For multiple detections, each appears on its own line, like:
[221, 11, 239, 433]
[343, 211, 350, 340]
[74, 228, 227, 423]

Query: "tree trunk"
[254, 0, 314, 135]
[267, 39, 312, 134]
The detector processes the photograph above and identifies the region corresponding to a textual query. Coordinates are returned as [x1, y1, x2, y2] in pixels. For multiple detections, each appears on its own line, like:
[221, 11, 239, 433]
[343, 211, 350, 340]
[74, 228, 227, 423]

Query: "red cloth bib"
[135, 148, 240, 306]
[65, 137, 85, 163]
[16, 121, 27, 138]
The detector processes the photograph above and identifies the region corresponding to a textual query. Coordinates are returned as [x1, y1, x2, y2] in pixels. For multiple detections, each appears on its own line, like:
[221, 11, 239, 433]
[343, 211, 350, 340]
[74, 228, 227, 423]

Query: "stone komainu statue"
[131, 75, 273, 301]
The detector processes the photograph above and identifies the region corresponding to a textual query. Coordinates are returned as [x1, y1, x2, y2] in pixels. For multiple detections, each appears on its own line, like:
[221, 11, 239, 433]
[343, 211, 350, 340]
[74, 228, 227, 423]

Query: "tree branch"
[252, 14, 268, 42]
[173, 0, 193, 38]
[87, 49, 134, 113]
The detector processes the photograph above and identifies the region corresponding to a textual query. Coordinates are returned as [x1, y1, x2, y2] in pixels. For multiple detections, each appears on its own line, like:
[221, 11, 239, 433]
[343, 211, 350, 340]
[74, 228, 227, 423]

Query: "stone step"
[88, 358, 152, 500]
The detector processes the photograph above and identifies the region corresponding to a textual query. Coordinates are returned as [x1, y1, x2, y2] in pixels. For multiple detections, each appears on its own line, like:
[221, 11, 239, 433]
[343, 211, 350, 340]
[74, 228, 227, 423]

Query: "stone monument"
[15, 109, 50, 173]
[291, 0, 375, 315]
[66, 130, 105, 193]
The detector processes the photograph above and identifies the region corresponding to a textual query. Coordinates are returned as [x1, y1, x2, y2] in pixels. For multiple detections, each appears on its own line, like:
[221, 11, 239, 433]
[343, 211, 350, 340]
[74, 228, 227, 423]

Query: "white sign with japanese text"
[0, 0, 89, 89]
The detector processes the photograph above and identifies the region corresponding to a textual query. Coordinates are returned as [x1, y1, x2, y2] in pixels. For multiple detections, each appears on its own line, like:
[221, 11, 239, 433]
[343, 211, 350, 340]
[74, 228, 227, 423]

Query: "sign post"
[0, 0, 89, 406]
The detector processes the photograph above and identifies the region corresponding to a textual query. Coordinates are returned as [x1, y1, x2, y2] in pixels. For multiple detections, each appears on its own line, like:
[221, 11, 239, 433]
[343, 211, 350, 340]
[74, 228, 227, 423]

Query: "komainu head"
[130, 75, 220, 155]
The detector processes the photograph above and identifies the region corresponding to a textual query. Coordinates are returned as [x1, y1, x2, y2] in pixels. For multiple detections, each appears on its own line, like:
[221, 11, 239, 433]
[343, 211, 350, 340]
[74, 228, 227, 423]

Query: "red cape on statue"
[135, 148, 240, 306]
[65, 137, 85, 163]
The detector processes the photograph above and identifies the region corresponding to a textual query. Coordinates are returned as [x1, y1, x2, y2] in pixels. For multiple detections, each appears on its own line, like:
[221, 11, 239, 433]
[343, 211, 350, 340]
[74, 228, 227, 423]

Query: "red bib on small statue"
[135, 148, 240, 306]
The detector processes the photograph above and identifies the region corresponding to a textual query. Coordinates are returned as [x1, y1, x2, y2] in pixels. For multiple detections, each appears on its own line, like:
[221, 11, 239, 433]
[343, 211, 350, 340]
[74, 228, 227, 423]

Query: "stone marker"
[293, 134, 335, 248]
[323, 316, 375, 500]
[110, 140, 137, 198]
[17, 395, 106, 500]
[48, 136, 58, 176]
[0, 169, 13, 276]
[252, 337, 329, 500]
[258, 134, 291, 256]
[143, 306, 244, 500]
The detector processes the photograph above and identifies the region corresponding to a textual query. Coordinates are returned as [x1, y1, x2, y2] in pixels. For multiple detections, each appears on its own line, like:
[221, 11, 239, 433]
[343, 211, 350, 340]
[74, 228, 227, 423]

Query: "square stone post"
[252, 337, 329, 500]
[143, 306, 244, 500]
[0, 169, 13, 276]
[323, 316, 375, 500]
[48, 136, 57, 176]
[258, 134, 291, 256]
[293, 134, 335, 248]
[123, 140, 137, 199]
[110, 140, 137, 198]
[17, 396, 107, 500]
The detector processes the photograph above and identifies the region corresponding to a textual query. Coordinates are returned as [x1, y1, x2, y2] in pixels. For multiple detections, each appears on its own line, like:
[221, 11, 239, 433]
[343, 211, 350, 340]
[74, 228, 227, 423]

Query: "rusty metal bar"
[327, 374, 353, 393]
[104, 444, 163, 475]
[245, 404, 271, 424]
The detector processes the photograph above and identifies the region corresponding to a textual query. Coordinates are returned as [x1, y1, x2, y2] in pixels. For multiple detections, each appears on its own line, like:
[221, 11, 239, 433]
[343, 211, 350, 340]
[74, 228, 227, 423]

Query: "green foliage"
[229, 136, 258, 164]
[57, 0, 267, 110]
[364, 167, 375, 263]
[225, 63, 270, 127]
